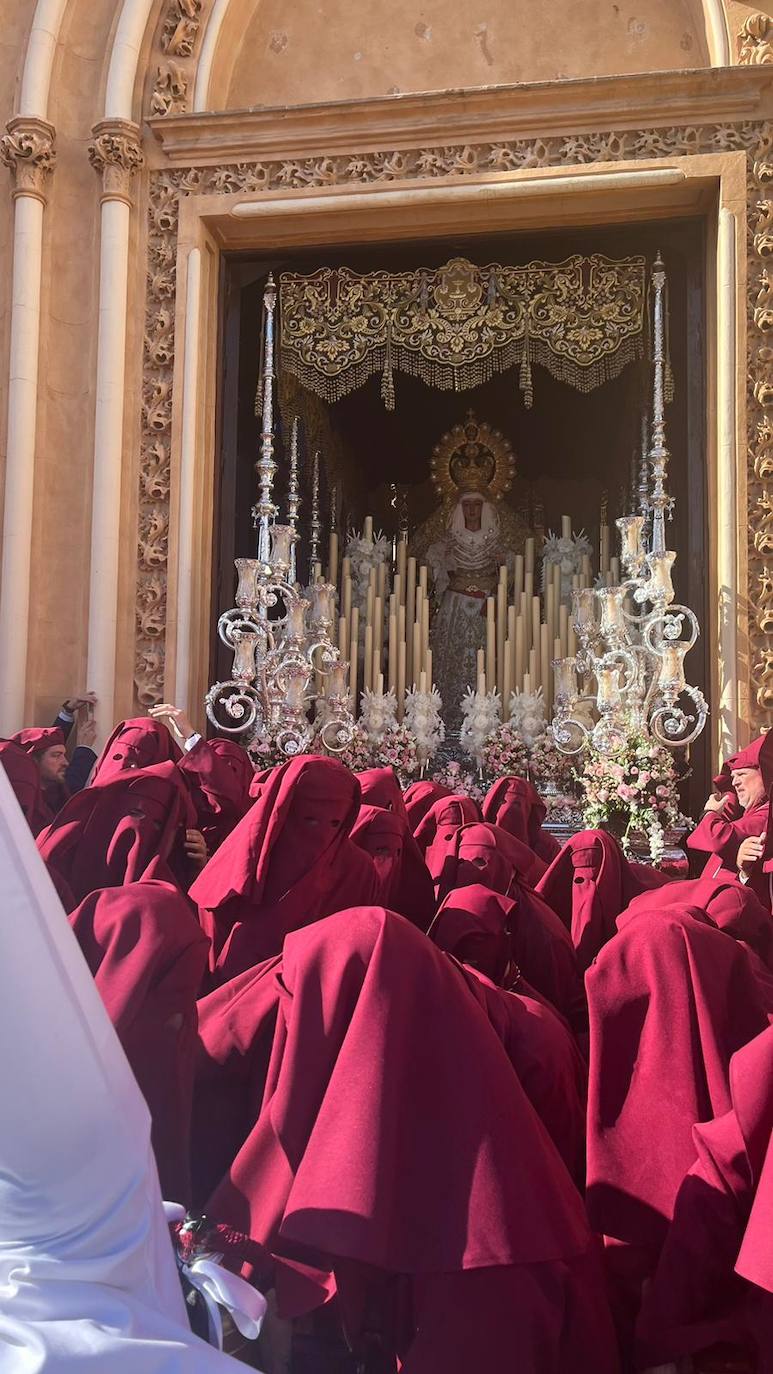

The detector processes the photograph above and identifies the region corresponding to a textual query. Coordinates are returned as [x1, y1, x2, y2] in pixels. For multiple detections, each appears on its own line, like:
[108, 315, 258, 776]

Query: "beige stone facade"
[2, 0, 773, 759]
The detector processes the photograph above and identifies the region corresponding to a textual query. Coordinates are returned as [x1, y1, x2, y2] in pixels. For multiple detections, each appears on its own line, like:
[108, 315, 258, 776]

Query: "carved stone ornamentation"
[739, 15, 773, 66]
[134, 119, 773, 728]
[748, 140, 773, 714]
[149, 0, 208, 117]
[162, 0, 202, 55]
[88, 120, 144, 202]
[151, 62, 190, 118]
[0, 116, 56, 200]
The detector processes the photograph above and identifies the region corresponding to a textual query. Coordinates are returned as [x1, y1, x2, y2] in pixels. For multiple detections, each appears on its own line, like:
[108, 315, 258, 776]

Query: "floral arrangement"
[316, 719, 373, 772]
[313, 716, 421, 786]
[372, 721, 422, 787]
[247, 733, 296, 770]
[431, 759, 486, 805]
[479, 720, 530, 781]
[578, 733, 690, 864]
[529, 726, 578, 796]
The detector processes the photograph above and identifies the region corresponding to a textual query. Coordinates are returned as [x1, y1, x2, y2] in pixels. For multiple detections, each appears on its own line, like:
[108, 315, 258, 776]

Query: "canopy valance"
[278, 254, 648, 409]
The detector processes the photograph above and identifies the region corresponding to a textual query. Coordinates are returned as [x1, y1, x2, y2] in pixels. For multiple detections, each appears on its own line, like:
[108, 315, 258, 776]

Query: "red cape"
[179, 737, 253, 850]
[0, 740, 50, 835]
[414, 793, 482, 857]
[37, 762, 194, 910]
[11, 726, 65, 755]
[403, 780, 452, 832]
[586, 902, 773, 1282]
[350, 802, 435, 929]
[90, 716, 182, 785]
[206, 906, 618, 1372]
[355, 766, 408, 821]
[189, 755, 378, 979]
[536, 828, 669, 971]
[637, 1024, 773, 1364]
[428, 819, 546, 902]
[430, 881, 585, 1031]
[70, 879, 209, 1202]
[482, 775, 561, 864]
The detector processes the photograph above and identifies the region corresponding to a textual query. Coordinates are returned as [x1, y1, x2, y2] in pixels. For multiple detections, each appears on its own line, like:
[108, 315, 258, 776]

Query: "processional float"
[206, 251, 707, 774]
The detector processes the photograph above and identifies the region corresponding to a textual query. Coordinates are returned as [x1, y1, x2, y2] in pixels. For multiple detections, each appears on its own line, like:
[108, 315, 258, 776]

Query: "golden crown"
[431, 411, 515, 504]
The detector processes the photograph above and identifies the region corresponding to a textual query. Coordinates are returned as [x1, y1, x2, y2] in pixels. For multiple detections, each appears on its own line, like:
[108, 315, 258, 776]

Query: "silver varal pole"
[309, 451, 321, 577]
[255, 274, 278, 565]
[288, 415, 301, 584]
[648, 253, 670, 556]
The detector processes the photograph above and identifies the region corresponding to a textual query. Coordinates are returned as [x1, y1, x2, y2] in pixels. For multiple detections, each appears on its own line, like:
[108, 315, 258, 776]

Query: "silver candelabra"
[551, 254, 708, 758]
[206, 281, 356, 761]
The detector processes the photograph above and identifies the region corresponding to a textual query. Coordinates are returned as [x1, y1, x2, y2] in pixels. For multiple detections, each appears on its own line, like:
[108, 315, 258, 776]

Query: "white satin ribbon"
[182, 1258, 267, 1349]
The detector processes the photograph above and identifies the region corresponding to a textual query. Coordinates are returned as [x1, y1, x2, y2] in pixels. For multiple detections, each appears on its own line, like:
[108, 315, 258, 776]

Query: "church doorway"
[215, 215, 709, 802]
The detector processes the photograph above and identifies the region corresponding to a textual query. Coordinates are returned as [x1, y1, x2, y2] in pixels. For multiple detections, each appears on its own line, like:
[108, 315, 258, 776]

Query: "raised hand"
[737, 831, 767, 873]
[148, 702, 196, 744]
[184, 828, 209, 871]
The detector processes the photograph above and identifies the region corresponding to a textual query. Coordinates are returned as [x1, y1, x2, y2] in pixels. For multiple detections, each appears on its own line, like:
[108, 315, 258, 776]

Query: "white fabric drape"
[0, 764, 252, 1372]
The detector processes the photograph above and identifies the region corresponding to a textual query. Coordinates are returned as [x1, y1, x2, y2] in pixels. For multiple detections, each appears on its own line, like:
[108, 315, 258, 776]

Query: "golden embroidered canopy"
[278, 254, 648, 410]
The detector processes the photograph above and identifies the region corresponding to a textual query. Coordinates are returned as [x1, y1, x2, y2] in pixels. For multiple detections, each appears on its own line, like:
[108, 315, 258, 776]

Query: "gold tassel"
[519, 338, 533, 409]
[381, 327, 395, 412]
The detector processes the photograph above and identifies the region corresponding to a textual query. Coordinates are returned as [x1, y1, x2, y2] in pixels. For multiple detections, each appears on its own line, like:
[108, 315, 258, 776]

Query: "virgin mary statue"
[411, 413, 526, 724]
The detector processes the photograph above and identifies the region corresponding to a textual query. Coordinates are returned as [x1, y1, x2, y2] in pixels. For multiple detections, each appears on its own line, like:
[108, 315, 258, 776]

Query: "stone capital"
[739, 14, 773, 66]
[0, 116, 56, 201]
[88, 119, 144, 203]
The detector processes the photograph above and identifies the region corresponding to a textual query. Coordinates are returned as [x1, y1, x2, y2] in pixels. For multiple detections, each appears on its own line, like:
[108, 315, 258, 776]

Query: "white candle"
[486, 598, 496, 692]
[328, 529, 339, 588]
[349, 606, 359, 714]
[364, 623, 373, 695]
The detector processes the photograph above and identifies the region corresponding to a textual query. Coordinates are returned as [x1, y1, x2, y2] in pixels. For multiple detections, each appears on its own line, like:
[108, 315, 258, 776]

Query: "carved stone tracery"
[136, 120, 773, 727]
[0, 116, 56, 200]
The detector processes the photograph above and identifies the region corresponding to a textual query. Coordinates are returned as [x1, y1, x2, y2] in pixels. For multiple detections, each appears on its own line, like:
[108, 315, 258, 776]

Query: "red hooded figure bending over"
[688, 731, 773, 910]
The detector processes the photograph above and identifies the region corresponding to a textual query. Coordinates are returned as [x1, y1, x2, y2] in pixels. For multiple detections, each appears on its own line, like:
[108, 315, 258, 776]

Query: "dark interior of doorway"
[215, 216, 709, 805]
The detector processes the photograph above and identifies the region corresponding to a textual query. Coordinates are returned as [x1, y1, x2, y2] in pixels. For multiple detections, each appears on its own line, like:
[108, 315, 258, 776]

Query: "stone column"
[0, 117, 56, 733]
[86, 120, 143, 747]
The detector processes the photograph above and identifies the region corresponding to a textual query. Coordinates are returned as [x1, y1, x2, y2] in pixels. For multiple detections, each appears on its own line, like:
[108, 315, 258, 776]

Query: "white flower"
[404, 685, 445, 762]
[360, 687, 398, 745]
[508, 687, 546, 750]
[459, 687, 501, 767]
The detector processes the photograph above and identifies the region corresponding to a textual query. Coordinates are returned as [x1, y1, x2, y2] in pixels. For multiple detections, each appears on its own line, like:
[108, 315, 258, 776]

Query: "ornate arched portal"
[0, 0, 771, 769]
